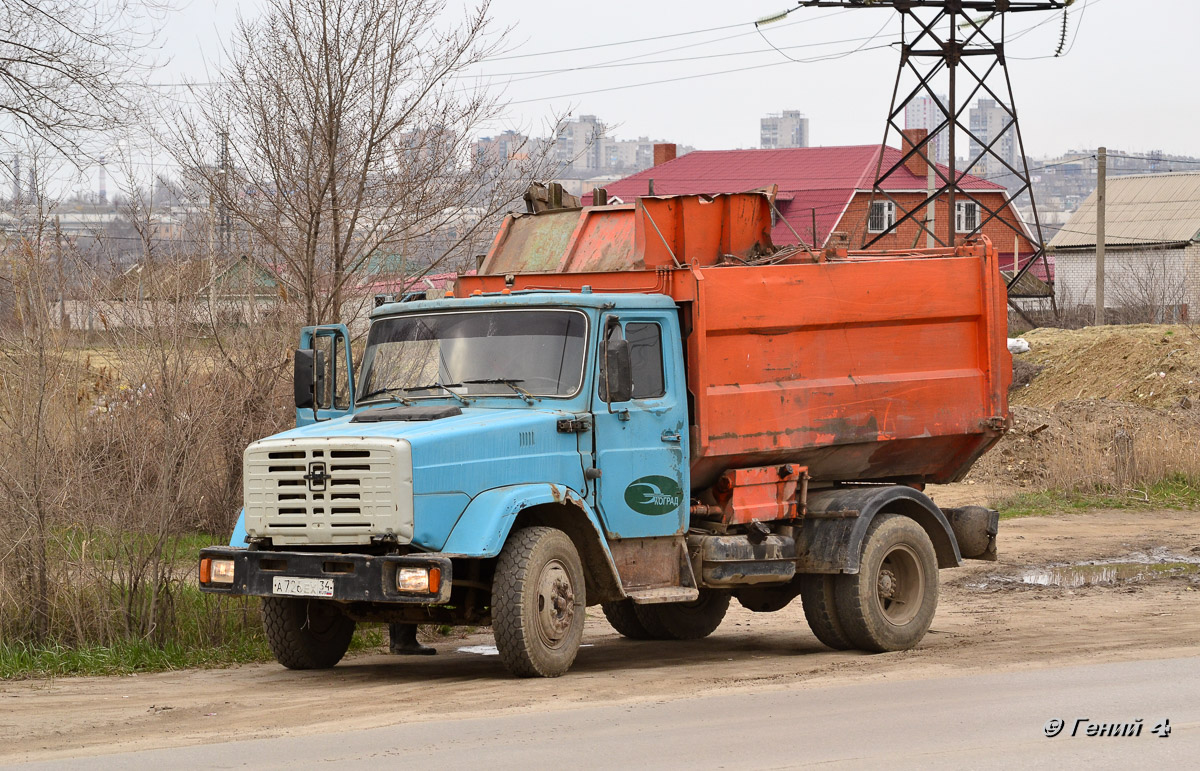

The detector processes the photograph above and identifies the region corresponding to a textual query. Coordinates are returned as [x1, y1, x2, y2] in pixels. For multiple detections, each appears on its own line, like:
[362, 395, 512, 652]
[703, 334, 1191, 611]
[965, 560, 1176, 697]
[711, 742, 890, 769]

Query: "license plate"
[272, 576, 334, 598]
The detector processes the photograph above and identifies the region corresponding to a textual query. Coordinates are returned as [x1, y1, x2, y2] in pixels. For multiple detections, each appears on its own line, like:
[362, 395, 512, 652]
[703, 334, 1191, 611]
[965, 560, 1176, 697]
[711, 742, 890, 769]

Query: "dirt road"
[16, 657, 1199, 770]
[3, 506, 1200, 765]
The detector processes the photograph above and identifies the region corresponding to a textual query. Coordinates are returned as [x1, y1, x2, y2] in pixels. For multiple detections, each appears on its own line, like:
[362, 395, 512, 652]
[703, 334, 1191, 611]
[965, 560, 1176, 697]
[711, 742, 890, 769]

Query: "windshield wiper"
[358, 387, 414, 405]
[402, 382, 468, 405]
[463, 378, 536, 404]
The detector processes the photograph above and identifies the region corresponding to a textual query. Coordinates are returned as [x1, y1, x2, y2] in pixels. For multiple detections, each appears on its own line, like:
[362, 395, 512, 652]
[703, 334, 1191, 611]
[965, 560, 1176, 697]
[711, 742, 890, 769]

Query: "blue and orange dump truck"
[199, 192, 1008, 677]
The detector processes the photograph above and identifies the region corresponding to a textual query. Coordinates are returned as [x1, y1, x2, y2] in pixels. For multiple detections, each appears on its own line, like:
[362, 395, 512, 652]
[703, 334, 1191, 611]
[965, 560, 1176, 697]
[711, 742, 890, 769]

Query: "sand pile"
[1011, 324, 1200, 409]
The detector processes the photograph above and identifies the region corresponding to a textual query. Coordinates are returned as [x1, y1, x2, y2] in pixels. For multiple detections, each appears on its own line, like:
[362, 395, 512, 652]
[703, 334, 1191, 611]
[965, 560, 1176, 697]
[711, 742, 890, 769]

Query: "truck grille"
[243, 437, 413, 546]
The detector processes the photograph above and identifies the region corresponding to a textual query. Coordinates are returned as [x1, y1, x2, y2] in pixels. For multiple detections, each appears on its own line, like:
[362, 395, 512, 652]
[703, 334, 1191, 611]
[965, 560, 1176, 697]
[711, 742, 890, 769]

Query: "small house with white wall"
[1049, 172, 1200, 322]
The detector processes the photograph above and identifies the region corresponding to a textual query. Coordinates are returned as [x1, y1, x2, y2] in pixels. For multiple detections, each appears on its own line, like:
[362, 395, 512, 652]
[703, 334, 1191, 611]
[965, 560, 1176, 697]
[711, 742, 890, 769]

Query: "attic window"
[956, 201, 980, 233]
[867, 201, 895, 233]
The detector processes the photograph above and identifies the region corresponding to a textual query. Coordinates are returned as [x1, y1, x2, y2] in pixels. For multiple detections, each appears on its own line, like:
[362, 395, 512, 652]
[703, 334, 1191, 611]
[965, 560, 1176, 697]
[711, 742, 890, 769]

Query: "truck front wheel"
[493, 526, 587, 677]
[261, 597, 356, 670]
[833, 513, 939, 652]
[635, 589, 731, 640]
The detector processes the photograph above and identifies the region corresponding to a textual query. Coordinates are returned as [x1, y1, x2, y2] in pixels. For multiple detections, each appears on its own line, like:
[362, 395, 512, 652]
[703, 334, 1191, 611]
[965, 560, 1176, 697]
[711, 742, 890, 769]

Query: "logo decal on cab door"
[623, 475, 684, 516]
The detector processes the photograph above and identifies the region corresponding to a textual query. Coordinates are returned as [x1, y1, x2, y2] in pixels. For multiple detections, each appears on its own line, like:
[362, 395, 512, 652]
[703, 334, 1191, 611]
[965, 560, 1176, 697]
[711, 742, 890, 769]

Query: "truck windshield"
[358, 309, 587, 402]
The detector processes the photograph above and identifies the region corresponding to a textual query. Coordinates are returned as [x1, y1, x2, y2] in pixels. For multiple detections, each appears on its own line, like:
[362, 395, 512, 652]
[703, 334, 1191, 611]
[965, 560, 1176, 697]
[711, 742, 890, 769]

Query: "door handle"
[660, 432, 681, 443]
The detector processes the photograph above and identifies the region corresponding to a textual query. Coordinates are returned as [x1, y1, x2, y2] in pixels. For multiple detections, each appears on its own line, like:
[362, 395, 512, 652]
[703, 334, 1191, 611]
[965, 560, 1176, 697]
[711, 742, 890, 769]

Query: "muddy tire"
[635, 589, 731, 640]
[261, 597, 355, 670]
[631, 602, 674, 639]
[833, 513, 939, 652]
[493, 527, 587, 677]
[798, 574, 853, 650]
[602, 600, 656, 639]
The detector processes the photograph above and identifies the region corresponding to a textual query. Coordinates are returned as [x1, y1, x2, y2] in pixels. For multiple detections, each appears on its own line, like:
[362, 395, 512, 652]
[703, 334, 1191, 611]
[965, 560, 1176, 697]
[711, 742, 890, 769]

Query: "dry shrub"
[1010, 358, 1044, 391]
[0, 242, 296, 647]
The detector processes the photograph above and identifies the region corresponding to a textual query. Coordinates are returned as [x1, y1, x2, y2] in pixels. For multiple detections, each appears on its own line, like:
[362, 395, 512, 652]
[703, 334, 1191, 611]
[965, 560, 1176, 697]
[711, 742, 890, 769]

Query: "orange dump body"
[458, 193, 1011, 489]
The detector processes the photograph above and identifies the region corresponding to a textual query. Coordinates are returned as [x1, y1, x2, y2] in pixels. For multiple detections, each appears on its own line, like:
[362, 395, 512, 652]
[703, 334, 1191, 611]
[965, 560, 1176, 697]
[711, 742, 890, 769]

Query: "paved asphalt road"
[11, 657, 1197, 769]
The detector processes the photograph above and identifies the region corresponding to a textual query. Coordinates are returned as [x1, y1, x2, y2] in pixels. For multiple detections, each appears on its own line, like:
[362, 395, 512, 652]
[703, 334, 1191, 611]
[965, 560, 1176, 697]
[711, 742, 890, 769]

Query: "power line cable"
[508, 58, 792, 106]
[464, 32, 891, 79]
[140, 6, 1072, 107]
[756, 11, 893, 65]
[146, 9, 856, 90]
[453, 9, 856, 97]
[484, 8, 853, 62]
[487, 20, 762, 62]
[1113, 155, 1200, 166]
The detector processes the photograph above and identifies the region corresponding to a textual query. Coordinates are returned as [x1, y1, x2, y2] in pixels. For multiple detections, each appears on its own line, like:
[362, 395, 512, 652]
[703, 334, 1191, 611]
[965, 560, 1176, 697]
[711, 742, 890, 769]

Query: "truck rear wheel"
[261, 597, 356, 670]
[630, 602, 673, 639]
[602, 600, 656, 639]
[834, 513, 939, 652]
[798, 574, 852, 650]
[635, 589, 731, 640]
[493, 527, 587, 677]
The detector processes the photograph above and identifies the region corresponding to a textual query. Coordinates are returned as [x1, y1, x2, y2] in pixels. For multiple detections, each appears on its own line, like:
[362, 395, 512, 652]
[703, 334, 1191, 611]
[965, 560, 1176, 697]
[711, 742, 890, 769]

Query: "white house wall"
[1052, 243, 1200, 319]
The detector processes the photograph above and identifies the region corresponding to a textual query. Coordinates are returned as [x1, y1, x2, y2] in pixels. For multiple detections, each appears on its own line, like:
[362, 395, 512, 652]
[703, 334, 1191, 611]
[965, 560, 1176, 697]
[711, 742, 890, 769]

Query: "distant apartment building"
[472, 130, 534, 164]
[968, 99, 1017, 179]
[555, 114, 607, 174]
[549, 114, 692, 196]
[903, 95, 949, 165]
[760, 111, 809, 149]
[396, 125, 457, 163]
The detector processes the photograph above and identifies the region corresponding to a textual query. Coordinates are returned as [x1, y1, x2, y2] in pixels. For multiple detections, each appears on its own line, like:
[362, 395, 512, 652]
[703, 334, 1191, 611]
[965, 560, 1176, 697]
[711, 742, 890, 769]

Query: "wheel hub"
[877, 569, 898, 600]
[873, 544, 924, 626]
[536, 560, 576, 646]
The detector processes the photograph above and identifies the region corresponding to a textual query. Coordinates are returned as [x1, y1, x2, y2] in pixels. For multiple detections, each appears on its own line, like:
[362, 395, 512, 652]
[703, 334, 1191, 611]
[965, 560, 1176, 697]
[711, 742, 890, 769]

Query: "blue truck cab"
[201, 289, 702, 677]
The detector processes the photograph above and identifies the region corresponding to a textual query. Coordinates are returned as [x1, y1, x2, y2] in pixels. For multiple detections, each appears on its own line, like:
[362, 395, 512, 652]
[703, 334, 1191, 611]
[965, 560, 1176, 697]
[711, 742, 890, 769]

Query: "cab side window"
[626, 322, 665, 399]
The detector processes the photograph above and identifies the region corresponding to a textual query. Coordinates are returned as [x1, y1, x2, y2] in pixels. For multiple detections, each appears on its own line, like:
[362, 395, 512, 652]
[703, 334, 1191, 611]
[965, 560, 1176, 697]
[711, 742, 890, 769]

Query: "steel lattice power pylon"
[800, 0, 1068, 312]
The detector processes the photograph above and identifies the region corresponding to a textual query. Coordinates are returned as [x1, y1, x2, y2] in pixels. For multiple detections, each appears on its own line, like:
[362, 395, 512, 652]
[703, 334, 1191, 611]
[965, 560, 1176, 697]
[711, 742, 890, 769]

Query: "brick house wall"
[835, 190, 1037, 272]
[1051, 242, 1200, 321]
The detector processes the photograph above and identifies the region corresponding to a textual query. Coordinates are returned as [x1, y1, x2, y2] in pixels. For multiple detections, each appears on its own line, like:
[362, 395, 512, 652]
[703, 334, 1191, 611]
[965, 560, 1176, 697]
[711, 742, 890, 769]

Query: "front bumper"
[198, 547, 453, 604]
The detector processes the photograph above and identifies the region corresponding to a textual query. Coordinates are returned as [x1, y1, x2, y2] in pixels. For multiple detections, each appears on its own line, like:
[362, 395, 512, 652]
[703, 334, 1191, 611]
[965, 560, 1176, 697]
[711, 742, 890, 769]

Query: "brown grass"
[969, 400, 1200, 493]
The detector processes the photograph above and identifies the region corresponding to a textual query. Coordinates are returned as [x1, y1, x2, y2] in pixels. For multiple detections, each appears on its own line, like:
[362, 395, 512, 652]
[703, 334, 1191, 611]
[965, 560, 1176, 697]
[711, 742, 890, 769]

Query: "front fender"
[441, 483, 608, 559]
[229, 508, 247, 548]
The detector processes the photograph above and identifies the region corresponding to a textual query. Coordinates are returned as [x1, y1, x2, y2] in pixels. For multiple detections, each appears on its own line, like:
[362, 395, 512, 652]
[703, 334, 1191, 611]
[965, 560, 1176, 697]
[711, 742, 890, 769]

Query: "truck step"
[625, 587, 700, 605]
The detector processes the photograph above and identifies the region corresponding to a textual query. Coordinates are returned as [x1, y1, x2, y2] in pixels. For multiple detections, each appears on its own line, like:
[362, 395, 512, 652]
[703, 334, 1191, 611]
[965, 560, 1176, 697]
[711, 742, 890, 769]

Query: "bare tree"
[171, 0, 558, 325]
[0, 0, 166, 159]
[0, 145, 76, 641]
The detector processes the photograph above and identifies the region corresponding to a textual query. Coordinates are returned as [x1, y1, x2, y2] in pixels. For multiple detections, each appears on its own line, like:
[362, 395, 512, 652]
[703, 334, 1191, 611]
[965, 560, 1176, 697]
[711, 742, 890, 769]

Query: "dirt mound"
[1011, 324, 1200, 409]
[967, 399, 1200, 488]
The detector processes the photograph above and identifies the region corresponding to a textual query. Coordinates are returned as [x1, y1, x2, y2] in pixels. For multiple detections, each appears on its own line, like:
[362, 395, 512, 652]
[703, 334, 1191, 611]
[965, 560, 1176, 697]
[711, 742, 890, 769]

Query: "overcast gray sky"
[156, 0, 1196, 158]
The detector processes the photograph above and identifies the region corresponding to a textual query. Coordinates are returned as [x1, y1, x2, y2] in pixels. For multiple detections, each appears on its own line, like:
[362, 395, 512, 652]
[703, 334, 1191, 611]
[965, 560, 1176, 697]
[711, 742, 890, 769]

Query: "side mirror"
[601, 338, 633, 403]
[294, 349, 326, 410]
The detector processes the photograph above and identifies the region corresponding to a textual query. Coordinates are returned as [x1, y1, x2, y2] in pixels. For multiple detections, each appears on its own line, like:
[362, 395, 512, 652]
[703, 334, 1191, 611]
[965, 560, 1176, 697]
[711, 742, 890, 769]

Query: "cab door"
[590, 312, 689, 539]
[296, 324, 356, 426]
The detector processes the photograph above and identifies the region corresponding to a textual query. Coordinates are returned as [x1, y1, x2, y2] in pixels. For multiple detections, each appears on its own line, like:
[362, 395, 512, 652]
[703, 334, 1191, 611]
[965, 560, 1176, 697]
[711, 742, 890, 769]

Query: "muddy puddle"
[969, 548, 1200, 590]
